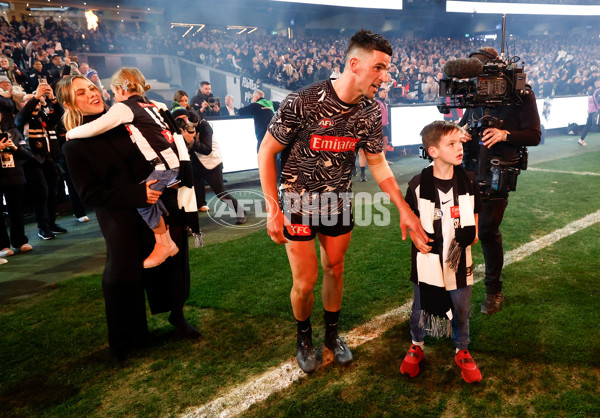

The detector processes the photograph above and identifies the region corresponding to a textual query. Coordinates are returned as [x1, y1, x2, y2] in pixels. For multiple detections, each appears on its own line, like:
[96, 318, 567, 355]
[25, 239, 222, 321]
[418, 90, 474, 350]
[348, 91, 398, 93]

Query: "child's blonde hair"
[110, 67, 151, 96]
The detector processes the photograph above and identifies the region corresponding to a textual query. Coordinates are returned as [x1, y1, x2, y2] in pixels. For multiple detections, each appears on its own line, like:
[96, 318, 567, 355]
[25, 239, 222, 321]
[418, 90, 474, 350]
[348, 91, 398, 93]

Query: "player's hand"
[481, 128, 508, 148]
[470, 235, 479, 246]
[400, 208, 432, 253]
[145, 179, 162, 204]
[266, 209, 287, 245]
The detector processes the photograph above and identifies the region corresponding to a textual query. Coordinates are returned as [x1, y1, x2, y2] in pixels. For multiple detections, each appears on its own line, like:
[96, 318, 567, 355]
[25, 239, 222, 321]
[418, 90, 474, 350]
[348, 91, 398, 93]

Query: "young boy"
[400, 120, 483, 383]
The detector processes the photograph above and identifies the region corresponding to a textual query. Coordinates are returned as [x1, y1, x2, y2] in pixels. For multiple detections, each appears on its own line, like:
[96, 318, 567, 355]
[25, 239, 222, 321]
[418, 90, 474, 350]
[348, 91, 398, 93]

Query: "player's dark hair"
[345, 29, 393, 64]
[420, 120, 460, 151]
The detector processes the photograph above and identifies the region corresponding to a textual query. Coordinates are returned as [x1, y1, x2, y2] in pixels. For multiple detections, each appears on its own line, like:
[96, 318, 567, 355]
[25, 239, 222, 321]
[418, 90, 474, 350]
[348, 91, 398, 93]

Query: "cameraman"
[171, 106, 247, 225]
[459, 47, 541, 315]
[191, 81, 220, 117]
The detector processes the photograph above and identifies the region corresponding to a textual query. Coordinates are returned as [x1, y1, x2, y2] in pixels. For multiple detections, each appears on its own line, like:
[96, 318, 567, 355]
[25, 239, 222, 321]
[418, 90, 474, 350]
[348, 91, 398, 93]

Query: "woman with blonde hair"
[58, 74, 199, 361]
[65, 67, 182, 269]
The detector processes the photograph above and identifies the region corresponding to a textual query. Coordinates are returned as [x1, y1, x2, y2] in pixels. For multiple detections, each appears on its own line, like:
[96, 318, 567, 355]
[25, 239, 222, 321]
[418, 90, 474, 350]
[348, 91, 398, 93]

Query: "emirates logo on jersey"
[310, 135, 359, 152]
[318, 118, 334, 128]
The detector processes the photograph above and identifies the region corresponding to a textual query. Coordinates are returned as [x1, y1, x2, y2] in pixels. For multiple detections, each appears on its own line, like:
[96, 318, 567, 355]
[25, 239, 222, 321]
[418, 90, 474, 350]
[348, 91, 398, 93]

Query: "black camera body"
[207, 97, 221, 108]
[438, 58, 527, 111]
[174, 117, 195, 134]
[437, 54, 530, 199]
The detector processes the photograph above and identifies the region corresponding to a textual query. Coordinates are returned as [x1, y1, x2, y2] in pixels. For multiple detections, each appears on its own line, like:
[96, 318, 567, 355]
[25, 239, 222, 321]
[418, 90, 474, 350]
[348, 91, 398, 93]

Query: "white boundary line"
[528, 167, 600, 176]
[184, 209, 600, 417]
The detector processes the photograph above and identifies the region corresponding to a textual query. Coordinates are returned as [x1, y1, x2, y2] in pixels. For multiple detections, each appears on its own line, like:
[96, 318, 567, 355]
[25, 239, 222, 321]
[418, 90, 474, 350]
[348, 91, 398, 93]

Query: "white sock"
[412, 340, 425, 350]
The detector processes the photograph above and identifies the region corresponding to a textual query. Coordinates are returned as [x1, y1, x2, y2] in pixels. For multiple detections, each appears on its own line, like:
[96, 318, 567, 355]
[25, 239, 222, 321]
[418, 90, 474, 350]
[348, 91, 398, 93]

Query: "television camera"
[437, 36, 528, 114]
[433, 16, 531, 198]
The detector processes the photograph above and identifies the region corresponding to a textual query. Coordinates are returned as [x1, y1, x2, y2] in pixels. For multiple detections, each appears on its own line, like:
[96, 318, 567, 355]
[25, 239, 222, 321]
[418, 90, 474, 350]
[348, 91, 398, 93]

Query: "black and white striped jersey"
[68, 95, 179, 171]
[269, 80, 383, 210]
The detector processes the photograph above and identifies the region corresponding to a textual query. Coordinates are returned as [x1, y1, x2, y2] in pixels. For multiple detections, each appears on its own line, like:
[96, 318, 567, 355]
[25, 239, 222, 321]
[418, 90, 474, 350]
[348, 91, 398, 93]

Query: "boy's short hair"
[420, 120, 461, 151]
[345, 29, 393, 66]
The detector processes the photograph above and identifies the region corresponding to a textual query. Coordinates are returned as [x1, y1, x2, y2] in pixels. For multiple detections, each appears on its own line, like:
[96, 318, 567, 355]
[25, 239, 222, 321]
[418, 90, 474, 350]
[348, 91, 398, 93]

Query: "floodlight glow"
[85, 9, 98, 30]
[270, 0, 402, 10]
[447, 1, 600, 16]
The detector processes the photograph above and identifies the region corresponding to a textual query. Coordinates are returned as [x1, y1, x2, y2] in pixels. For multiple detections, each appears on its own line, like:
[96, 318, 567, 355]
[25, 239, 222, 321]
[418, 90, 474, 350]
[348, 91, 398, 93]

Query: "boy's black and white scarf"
[415, 165, 476, 337]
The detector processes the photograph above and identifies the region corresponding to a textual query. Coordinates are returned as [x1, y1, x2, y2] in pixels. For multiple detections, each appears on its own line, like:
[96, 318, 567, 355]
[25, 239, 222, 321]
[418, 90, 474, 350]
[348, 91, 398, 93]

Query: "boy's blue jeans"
[409, 283, 472, 350]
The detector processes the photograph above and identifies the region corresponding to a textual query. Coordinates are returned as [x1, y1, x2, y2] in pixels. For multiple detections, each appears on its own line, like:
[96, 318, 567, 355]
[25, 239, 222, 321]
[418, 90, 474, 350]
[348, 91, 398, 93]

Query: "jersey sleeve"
[67, 103, 134, 139]
[267, 92, 303, 147]
[359, 101, 384, 154]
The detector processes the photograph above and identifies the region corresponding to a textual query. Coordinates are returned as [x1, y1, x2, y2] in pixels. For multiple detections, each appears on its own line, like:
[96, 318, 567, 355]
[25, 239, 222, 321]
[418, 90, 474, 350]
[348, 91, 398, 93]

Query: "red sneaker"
[400, 345, 424, 378]
[455, 350, 482, 383]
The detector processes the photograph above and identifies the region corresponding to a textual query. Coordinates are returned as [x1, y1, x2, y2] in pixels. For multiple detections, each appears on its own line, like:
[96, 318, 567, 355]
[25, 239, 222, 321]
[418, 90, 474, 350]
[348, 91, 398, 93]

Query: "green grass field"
[1, 135, 599, 417]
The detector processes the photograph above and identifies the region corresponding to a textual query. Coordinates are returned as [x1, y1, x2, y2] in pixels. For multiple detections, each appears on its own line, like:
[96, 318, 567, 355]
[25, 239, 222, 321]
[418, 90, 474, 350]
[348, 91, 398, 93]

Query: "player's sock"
[296, 315, 312, 337]
[324, 309, 340, 338]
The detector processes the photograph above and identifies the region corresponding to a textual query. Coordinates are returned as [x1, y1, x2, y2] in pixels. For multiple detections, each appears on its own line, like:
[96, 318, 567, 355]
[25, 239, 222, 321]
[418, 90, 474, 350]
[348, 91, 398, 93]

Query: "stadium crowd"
[171, 31, 600, 103]
[0, 14, 598, 102]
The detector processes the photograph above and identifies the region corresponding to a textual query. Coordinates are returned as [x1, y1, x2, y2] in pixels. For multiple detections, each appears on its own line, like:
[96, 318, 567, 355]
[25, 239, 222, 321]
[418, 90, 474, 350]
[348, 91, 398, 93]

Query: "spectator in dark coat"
[238, 89, 279, 151]
[58, 75, 200, 362]
[191, 81, 220, 117]
[0, 129, 33, 262]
